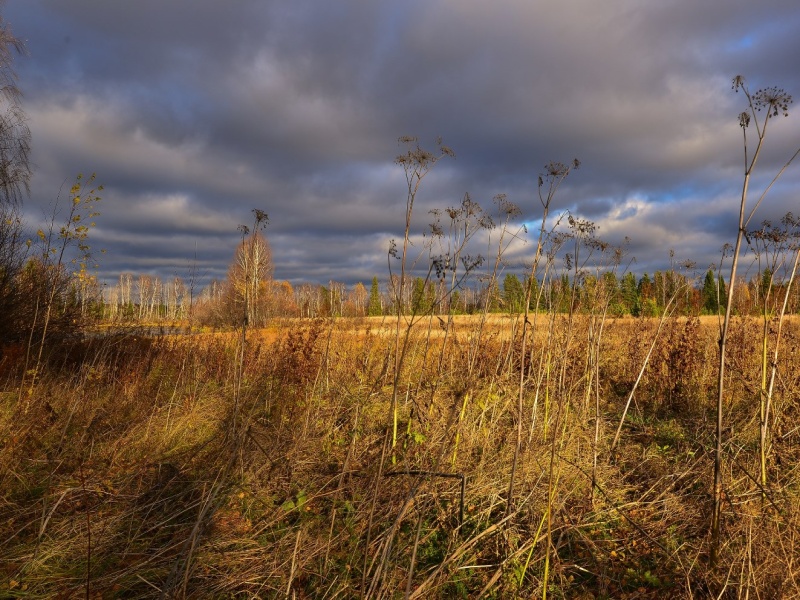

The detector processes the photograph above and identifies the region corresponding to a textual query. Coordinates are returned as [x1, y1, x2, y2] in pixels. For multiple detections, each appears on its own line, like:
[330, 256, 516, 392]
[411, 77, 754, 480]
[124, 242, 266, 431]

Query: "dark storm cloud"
[5, 0, 800, 289]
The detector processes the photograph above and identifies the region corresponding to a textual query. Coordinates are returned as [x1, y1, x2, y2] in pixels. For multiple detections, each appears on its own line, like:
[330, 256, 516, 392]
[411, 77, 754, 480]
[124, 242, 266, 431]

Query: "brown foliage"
[1, 316, 799, 597]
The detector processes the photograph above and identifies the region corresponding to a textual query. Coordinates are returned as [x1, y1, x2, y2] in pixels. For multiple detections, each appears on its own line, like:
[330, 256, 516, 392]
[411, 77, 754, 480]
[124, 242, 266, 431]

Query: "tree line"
[93, 263, 798, 324]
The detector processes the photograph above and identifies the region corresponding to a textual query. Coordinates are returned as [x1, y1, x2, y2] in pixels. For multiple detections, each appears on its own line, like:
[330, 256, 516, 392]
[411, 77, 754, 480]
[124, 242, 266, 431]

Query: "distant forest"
[97, 265, 790, 325]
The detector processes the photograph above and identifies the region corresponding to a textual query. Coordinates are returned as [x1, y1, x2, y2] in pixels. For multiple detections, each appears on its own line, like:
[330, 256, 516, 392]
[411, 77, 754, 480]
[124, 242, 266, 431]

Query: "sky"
[4, 0, 800, 290]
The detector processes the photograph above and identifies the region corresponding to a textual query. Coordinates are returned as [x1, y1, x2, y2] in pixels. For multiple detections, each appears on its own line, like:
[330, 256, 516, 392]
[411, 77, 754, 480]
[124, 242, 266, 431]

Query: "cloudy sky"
[4, 0, 800, 289]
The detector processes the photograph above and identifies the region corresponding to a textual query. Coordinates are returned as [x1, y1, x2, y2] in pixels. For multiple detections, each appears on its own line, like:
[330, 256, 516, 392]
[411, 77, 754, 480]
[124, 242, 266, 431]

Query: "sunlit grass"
[0, 314, 798, 597]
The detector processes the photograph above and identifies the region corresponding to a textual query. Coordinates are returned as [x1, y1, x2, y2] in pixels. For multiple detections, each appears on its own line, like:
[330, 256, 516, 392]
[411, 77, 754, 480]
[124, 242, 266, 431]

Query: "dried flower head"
[494, 193, 521, 217]
[567, 215, 596, 236]
[432, 257, 443, 280]
[461, 254, 484, 272]
[753, 86, 792, 117]
[252, 209, 269, 226]
[545, 161, 569, 178]
[428, 209, 444, 237]
[739, 111, 750, 129]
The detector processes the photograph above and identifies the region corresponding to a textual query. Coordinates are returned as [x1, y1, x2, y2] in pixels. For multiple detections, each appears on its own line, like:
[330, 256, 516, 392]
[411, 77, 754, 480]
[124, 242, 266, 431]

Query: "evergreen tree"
[638, 272, 652, 301]
[718, 275, 727, 310]
[602, 272, 622, 315]
[368, 276, 382, 316]
[702, 269, 719, 314]
[525, 275, 540, 311]
[621, 272, 640, 316]
[760, 268, 773, 302]
[638, 273, 657, 315]
[503, 273, 525, 313]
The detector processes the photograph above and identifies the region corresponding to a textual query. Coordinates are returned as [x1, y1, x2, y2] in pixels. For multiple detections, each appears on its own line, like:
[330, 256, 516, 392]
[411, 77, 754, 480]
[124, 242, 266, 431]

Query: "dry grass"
[1, 315, 799, 598]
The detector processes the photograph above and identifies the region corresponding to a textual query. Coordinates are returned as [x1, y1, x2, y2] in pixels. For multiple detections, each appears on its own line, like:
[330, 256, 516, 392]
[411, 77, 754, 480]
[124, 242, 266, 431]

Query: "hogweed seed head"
[252, 209, 269, 226]
[739, 112, 750, 128]
[753, 86, 792, 117]
[494, 193, 521, 217]
[545, 161, 569, 178]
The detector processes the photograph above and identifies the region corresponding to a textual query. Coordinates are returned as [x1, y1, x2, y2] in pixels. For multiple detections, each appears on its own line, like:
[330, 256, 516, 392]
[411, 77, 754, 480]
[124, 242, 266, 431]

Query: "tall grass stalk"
[388, 137, 453, 456]
[526, 236, 564, 445]
[762, 222, 800, 493]
[585, 252, 622, 499]
[746, 214, 800, 494]
[712, 77, 799, 564]
[507, 160, 577, 514]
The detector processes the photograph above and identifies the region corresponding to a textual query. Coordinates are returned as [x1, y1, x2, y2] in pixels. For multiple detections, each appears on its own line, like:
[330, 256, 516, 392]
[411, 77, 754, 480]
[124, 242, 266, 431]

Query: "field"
[2, 313, 800, 599]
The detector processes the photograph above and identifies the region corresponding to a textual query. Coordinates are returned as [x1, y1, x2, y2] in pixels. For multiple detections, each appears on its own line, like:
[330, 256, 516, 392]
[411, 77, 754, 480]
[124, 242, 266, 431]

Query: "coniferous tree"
[368, 276, 382, 316]
[502, 273, 525, 313]
[702, 269, 720, 314]
[621, 272, 640, 316]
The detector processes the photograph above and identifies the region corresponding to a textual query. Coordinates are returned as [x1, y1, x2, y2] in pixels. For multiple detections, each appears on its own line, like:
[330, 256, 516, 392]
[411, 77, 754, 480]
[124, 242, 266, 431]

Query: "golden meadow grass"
[2, 314, 800, 598]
